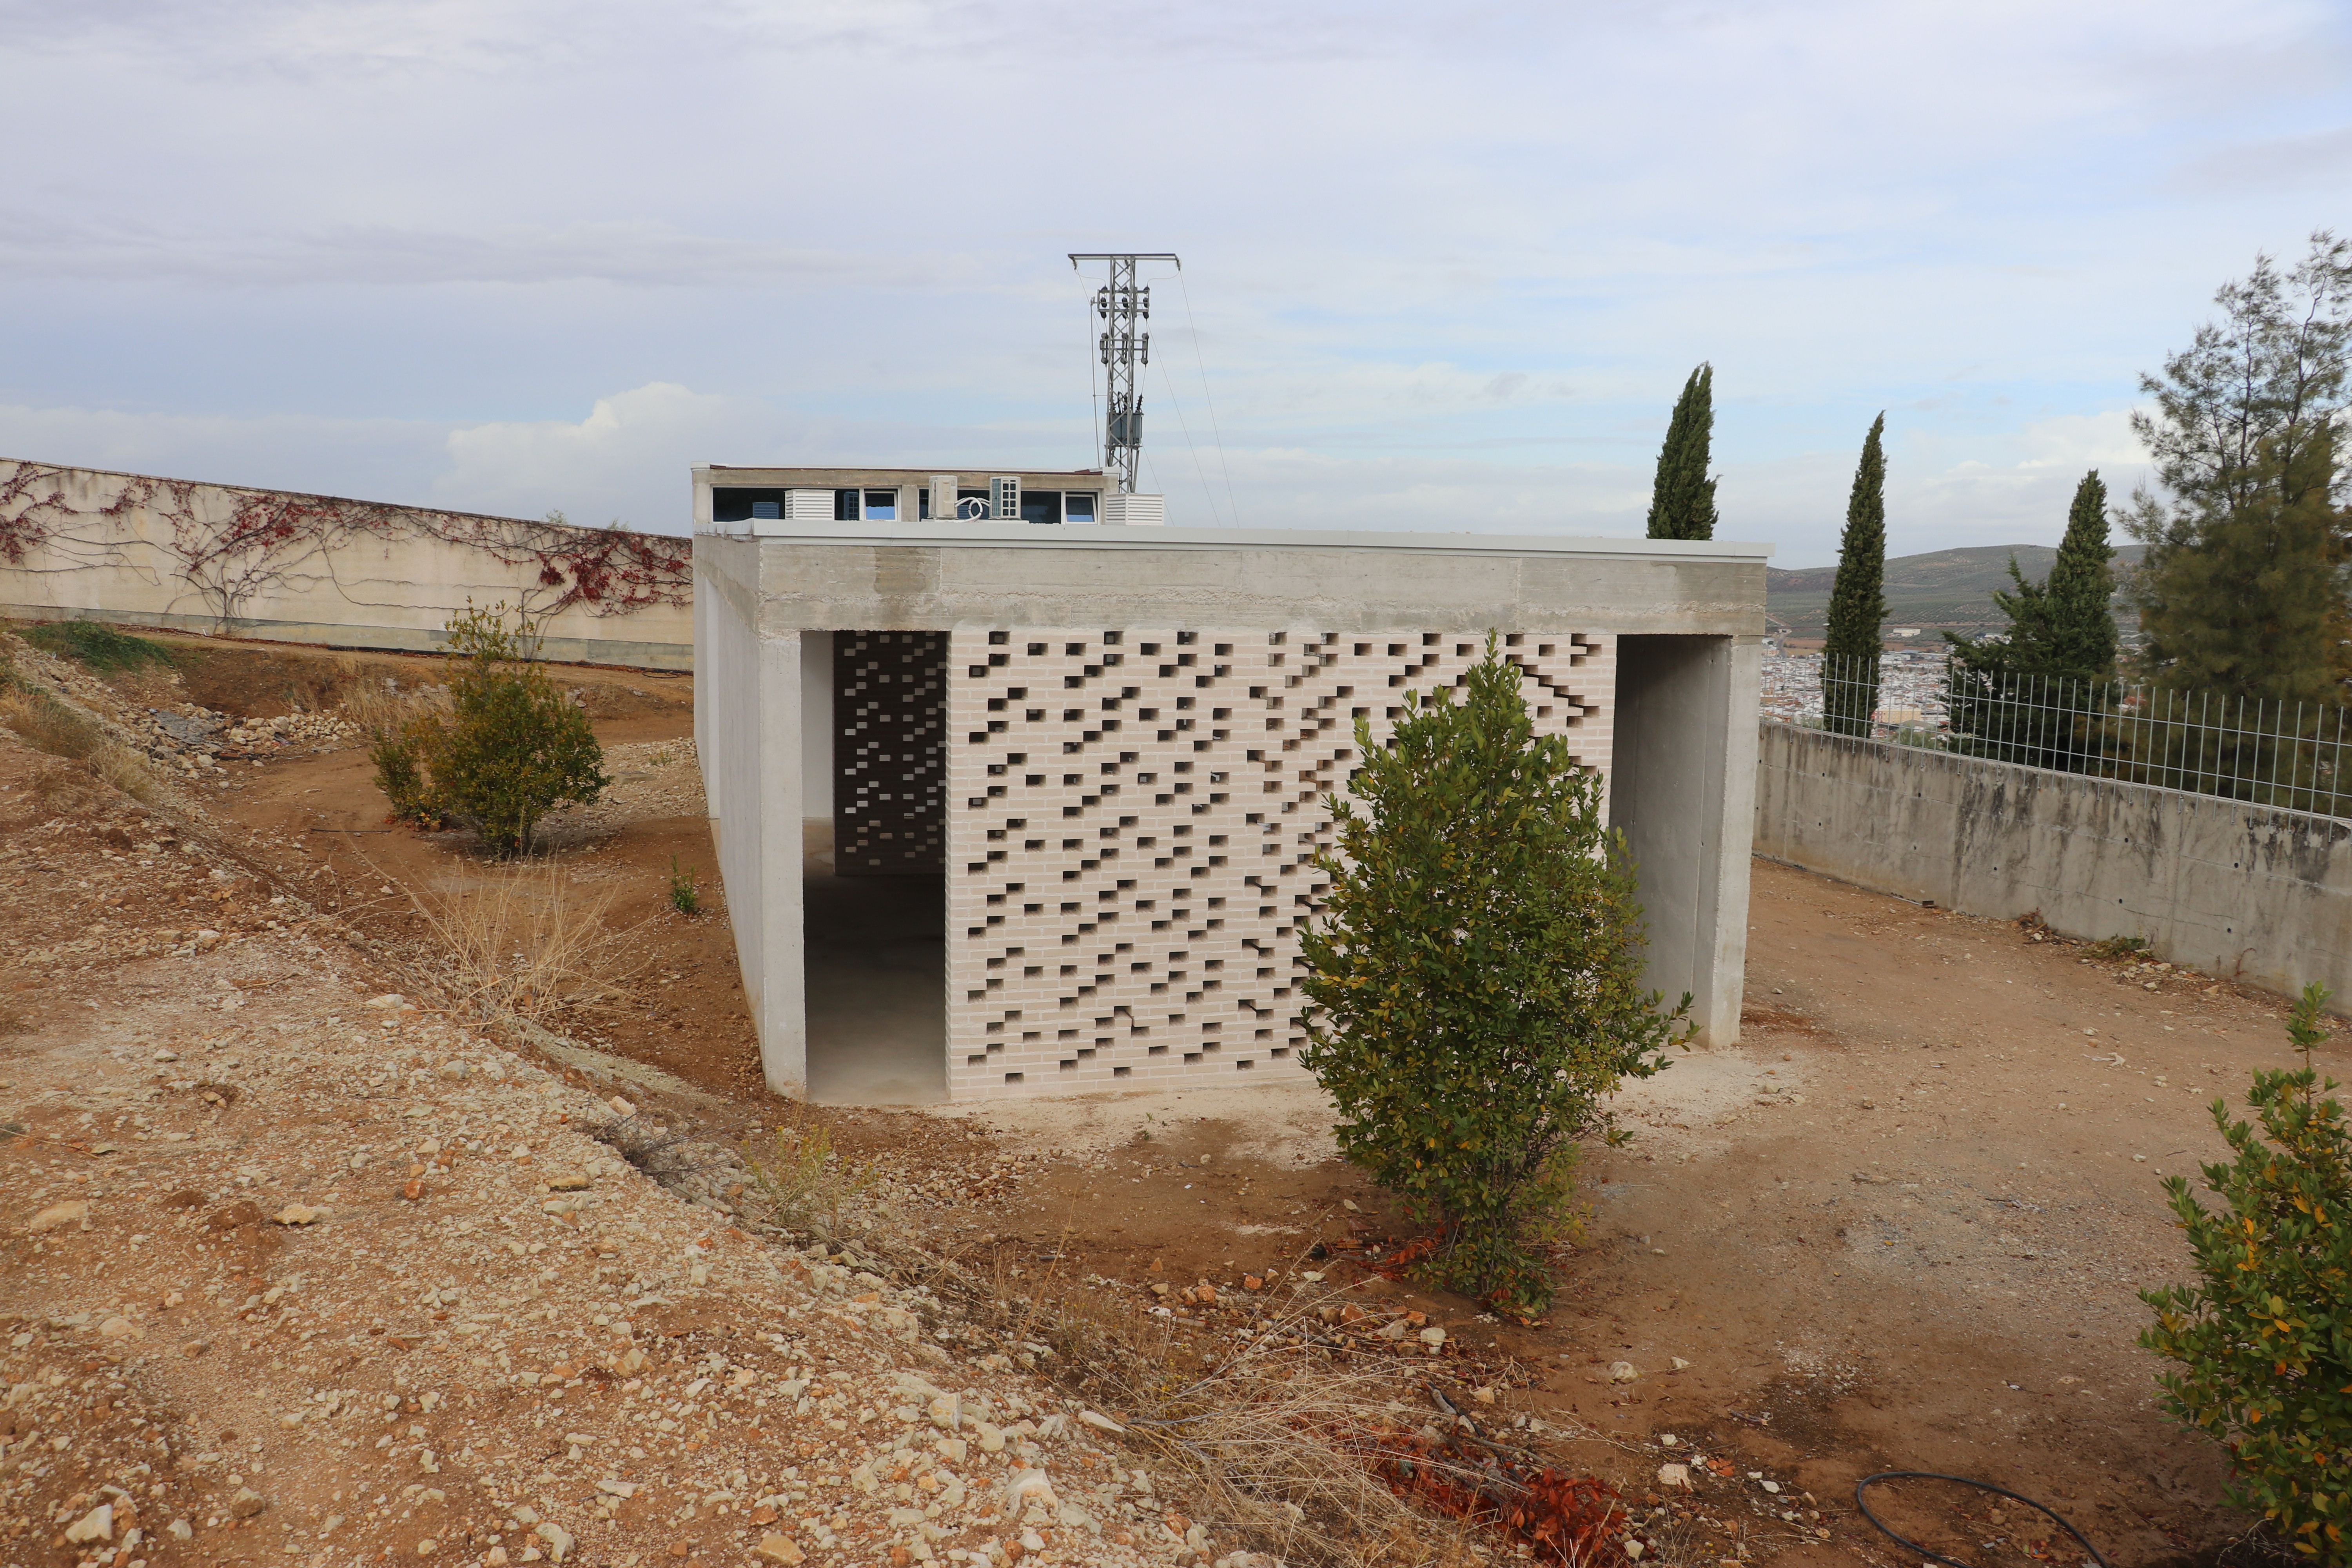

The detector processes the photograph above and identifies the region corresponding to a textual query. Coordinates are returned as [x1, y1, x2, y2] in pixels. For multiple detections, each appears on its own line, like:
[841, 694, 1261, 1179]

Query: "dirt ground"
[9, 624, 2330, 1567]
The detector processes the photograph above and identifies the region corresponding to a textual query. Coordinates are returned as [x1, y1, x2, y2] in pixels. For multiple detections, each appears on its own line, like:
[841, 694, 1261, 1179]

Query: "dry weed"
[863, 1230, 1497, 1567]
[1116, 1336, 1465, 1564]
[0, 688, 100, 760]
[89, 742, 161, 803]
[29, 762, 105, 815]
[398, 862, 651, 1022]
[340, 673, 446, 736]
[742, 1122, 882, 1240]
[593, 1112, 713, 1181]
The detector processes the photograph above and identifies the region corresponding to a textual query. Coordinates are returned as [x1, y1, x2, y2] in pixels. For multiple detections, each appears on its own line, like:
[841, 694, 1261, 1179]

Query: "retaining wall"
[1753, 722, 2352, 1004]
[0, 458, 693, 668]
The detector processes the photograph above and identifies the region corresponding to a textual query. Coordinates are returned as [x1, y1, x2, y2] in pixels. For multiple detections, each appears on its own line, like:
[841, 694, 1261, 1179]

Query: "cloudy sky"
[4, 0, 2349, 564]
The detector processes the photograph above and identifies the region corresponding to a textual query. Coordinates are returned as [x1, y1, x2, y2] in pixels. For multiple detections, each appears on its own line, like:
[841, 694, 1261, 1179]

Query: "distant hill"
[1767, 543, 2145, 637]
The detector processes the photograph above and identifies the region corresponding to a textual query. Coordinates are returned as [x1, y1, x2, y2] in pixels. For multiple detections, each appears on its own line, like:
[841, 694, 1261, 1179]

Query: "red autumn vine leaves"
[0, 461, 690, 619]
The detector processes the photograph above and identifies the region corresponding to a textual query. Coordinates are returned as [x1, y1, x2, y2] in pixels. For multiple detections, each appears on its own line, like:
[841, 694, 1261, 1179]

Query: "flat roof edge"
[697, 520, 1773, 562]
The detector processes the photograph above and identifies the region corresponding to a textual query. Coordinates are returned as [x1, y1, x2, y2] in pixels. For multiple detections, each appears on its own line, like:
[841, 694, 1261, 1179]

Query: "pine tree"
[1944, 471, 2120, 770]
[2127, 233, 2352, 708]
[1646, 364, 1719, 541]
[1820, 414, 1887, 737]
[2136, 427, 2347, 706]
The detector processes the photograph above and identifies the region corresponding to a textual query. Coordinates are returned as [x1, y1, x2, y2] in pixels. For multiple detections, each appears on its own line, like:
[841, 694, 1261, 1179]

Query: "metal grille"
[1790, 653, 2352, 819]
[944, 628, 1610, 1098]
[835, 631, 947, 875]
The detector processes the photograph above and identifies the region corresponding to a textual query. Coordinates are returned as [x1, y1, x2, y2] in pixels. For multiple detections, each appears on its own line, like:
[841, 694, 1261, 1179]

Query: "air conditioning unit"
[989, 476, 1020, 521]
[1102, 493, 1165, 527]
[785, 489, 836, 521]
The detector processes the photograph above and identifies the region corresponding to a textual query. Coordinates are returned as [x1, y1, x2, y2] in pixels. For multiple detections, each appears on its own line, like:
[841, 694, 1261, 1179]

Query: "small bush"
[368, 727, 443, 827]
[22, 619, 175, 673]
[367, 603, 609, 854]
[2142, 982, 2352, 1560]
[744, 1122, 879, 1240]
[668, 856, 700, 915]
[1298, 637, 1689, 1315]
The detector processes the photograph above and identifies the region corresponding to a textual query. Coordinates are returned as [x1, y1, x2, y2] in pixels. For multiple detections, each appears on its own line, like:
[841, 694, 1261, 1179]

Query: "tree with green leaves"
[1298, 639, 1690, 1315]
[2142, 983, 2352, 1561]
[369, 602, 611, 855]
[1646, 363, 1719, 541]
[1944, 470, 2119, 769]
[2127, 233, 2352, 708]
[1821, 414, 1887, 737]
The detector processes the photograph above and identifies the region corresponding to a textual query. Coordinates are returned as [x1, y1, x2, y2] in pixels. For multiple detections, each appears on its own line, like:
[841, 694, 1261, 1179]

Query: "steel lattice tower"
[1069, 253, 1179, 494]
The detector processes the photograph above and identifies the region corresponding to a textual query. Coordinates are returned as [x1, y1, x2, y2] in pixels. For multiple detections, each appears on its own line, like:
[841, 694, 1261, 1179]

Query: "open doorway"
[800, 630, 949, 1103]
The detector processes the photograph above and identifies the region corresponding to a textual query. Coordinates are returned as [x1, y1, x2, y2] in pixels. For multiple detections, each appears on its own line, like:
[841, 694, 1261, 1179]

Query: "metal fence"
[1776, 653, 2352, 820]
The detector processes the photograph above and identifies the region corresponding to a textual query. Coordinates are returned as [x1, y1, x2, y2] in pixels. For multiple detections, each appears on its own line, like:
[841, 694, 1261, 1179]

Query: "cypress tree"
[1944, 470, 2118, 769]
[2039, 470, 2122, 682]
[1820, 414, 1887, 737]
[1646, 364, 1719, 540]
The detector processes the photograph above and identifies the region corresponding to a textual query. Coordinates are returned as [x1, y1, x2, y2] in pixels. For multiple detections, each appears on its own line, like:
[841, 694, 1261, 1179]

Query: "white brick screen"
[944, 628, 1613, 1100]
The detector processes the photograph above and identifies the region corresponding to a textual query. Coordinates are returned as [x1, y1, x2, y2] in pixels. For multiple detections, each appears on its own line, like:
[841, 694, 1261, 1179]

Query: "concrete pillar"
[1609, 634, 1762, 1047]
[694, 534, 809, 1096]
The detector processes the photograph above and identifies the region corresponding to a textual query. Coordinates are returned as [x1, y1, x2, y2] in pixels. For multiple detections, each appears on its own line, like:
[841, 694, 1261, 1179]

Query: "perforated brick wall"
[943, 628, 1613, 1099]
[835, 630, 948, 876]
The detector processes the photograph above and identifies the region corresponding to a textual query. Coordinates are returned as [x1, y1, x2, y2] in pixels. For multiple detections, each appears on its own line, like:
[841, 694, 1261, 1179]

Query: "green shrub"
[1297, 637, 1690, 1315]
[2142, 982, 2352, 1561]
[367, 603, 609, 854]
[668, 855, 700, 915]
[368, 726, 444, 828]
[24, 619, 175, 672]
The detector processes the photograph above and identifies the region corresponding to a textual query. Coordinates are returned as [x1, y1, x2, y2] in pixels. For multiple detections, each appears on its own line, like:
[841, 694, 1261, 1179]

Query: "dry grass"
[398, 862, 651, 1022]
[1107, 1328, 1481, 1566]
[826, 1216, 1494, 1567]
[339, 668, 446, 736]
[89, 742, 161, 803]
[742, 1121, 883, 1240]
[0, 688, 101, 760]
[27, 762, 105, 816]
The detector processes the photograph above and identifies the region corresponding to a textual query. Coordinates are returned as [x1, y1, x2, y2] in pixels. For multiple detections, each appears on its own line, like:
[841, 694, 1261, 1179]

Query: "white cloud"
[438, 383, 781, 530]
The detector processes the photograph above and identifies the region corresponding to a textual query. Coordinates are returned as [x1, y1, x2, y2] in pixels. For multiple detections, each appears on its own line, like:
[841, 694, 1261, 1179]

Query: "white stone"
[1002, 1468, 1056, 1512]
[1607, 1361, 1640, 1383]
[27, 1200, 89, 1233]
[64, 1504, 113, 1544]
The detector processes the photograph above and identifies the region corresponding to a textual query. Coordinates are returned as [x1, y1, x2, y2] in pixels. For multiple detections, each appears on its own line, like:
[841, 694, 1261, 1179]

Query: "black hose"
[1854, 1470, 2110, 1568]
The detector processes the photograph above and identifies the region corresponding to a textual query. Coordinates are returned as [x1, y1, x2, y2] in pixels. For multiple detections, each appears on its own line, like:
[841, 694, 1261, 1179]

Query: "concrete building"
[695, 463, 1770, 1103]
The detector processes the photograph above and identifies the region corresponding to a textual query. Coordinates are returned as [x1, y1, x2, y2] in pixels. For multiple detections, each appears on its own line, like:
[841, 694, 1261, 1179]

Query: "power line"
[1176, 268, 1240, 528]
[1155, 352, 1224, 528]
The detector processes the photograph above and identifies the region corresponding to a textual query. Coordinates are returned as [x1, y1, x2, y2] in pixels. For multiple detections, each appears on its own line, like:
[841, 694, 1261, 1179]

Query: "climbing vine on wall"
[0, 461, 691, 630]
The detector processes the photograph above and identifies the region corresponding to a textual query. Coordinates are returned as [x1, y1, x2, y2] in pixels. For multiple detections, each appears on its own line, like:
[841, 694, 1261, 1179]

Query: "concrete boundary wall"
[1, 458, 694, 668]
[1753, 722, 2352, 1004]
